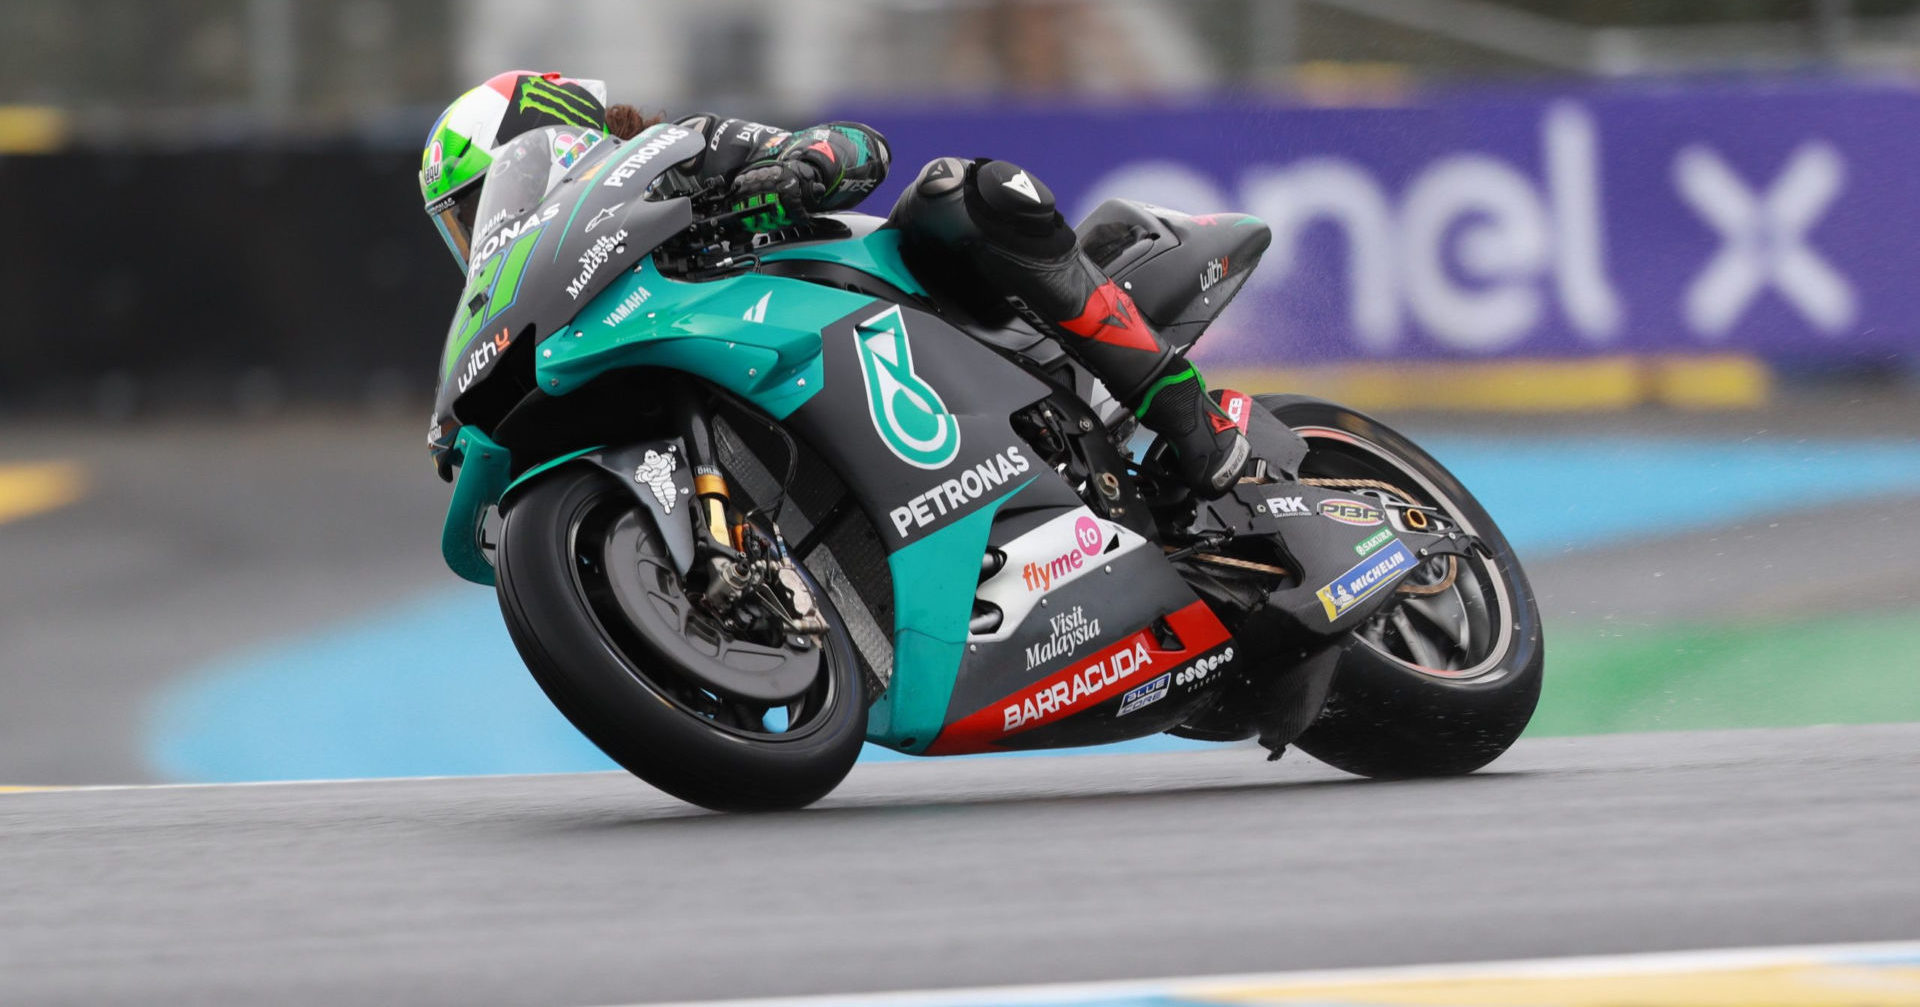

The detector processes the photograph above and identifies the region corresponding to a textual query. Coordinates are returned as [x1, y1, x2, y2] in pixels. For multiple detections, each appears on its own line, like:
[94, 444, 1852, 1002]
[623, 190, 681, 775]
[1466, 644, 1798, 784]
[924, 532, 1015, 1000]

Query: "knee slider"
[972, 159, 1057, 220]
[964, 160, 1071, 259]
[913, 157, 969, 198]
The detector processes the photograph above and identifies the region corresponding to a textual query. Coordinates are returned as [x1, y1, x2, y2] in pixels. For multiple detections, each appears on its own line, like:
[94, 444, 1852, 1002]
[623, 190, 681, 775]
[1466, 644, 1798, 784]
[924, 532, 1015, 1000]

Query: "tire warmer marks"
[923, 600, 1231, 755]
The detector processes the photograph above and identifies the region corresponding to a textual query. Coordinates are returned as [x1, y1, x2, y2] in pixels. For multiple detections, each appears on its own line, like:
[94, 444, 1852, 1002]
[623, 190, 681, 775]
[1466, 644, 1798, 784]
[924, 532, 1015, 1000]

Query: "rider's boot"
[1040, 266, 1249, 495]
[1130, 362, 1251, 497]
[893, 158, 1249, 497]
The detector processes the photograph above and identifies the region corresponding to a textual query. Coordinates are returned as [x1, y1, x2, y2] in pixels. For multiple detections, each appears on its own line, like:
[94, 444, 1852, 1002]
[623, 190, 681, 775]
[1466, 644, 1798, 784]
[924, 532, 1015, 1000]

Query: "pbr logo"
[1319, 498, 1384, 527]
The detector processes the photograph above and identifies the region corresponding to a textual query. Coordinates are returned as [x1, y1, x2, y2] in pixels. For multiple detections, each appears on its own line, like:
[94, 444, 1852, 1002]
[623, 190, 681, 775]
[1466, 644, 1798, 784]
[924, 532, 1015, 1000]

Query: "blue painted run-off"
[148, 436, 1920, 782]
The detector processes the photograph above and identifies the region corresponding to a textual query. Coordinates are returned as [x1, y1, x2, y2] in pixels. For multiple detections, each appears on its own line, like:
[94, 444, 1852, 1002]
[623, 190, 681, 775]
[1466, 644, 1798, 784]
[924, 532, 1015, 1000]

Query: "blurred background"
[2, 0, 1918, 785]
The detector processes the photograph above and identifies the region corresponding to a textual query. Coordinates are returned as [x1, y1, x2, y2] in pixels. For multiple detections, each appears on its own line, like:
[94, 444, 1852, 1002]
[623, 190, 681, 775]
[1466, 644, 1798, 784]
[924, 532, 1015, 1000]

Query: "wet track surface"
[2, 724, 1915, 1006]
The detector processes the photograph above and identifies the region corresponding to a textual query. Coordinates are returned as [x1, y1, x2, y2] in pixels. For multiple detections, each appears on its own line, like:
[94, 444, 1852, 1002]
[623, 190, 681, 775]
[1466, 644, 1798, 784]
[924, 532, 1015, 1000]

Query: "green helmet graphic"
[420, 71, 609, 268]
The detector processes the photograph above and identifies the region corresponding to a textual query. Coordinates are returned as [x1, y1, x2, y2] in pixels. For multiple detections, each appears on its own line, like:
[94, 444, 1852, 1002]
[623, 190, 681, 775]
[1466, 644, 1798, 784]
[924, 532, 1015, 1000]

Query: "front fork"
[670, 384, 827, 636]
[671, 383, 747, 556]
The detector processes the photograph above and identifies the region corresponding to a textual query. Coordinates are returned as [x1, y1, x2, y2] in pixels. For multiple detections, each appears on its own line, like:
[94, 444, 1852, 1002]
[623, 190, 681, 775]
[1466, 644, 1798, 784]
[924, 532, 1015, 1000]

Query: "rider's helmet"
[419, 70, 609, 269]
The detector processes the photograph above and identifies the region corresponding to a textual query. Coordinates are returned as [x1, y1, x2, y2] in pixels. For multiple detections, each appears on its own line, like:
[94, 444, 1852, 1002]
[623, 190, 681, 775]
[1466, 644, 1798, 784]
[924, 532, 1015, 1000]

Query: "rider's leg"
[891, 157, 1248, 497]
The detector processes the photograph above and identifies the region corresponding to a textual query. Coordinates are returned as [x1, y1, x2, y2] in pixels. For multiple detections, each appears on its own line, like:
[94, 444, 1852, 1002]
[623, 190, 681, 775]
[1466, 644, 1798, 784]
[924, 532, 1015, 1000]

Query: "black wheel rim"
[563, 483, 845, 742]
[1293, 425, 1516, 682]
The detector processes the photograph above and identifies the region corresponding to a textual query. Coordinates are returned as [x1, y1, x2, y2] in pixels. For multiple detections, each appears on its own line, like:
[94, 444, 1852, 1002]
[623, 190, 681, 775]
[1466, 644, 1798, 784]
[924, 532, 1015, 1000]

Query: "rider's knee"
[965, 160, 1072, 258]
[893, 157, 1073, 260]
[969, 160, 1057, 221]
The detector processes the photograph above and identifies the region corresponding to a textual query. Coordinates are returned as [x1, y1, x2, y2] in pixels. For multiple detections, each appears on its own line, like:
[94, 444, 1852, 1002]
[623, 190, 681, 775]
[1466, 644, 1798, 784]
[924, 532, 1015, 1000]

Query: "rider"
[420, 71, 1248, 497]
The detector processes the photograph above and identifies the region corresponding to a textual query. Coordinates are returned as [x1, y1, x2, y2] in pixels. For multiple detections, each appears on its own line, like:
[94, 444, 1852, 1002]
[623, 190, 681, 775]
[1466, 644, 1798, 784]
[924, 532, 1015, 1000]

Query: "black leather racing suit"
[664, 114, 1248, 496]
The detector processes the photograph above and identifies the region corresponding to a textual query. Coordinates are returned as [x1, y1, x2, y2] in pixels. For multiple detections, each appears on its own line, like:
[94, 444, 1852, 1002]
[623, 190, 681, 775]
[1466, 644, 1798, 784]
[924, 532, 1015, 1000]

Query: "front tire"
[495, 466, 866, 811]
[1260, 394, 1544, 777]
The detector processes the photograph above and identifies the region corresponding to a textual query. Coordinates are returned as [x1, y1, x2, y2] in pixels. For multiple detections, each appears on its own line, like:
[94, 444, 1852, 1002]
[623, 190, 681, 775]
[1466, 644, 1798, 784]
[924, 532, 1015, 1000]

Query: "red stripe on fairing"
[923, 600, 1231, 756]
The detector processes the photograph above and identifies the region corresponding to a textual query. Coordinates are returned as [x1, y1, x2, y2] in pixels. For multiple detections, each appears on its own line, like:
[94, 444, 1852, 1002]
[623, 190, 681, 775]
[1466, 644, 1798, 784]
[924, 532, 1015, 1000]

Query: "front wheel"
[495, 465, 866, 811]
[1260, 394, 1544, 777]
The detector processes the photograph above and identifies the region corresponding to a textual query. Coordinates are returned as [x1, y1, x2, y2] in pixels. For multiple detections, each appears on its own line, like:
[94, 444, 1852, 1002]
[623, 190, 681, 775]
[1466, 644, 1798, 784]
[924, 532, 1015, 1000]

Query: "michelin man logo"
[634, 449, 678, 514]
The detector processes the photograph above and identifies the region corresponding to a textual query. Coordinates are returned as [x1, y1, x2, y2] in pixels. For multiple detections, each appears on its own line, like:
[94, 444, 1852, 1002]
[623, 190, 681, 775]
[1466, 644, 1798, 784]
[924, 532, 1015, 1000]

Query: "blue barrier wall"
[837, 78, 1920, 368]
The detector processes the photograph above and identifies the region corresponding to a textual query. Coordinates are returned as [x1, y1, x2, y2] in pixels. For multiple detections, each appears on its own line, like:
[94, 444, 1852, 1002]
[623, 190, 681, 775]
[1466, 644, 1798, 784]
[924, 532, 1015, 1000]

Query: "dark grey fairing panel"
[1075, 198, 1274, 351]
[434, 124, 706, 430]
[945, 510, 1218, 742]
[782, 301, 1081, 555]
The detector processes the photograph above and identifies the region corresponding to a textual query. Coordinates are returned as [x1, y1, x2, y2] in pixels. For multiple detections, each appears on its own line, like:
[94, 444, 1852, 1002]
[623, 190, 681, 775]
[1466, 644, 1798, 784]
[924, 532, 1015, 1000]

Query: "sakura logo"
[634, 449, 678, 513]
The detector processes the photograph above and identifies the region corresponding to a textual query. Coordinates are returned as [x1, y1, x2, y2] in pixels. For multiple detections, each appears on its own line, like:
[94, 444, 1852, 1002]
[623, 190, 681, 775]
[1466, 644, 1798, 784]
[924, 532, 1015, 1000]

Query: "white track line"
[618, 940, 1920, 1006]
[0, 771, 633, 794]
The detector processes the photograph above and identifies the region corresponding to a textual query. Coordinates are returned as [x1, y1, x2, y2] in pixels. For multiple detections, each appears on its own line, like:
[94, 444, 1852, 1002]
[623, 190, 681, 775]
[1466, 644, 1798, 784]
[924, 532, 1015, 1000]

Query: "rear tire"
[495, 466, 866, 811]
[1260, 395, 1544, 777]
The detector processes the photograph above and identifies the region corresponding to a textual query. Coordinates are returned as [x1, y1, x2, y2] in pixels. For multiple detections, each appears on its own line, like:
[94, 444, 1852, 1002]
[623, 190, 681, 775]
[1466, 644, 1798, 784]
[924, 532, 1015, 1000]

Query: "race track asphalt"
[1, 723, 1914, 1006]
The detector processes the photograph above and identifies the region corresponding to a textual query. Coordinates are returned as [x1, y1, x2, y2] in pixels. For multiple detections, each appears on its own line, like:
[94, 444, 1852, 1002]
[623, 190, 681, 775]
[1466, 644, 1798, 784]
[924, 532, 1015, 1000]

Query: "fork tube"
[671, 385, 739, 550]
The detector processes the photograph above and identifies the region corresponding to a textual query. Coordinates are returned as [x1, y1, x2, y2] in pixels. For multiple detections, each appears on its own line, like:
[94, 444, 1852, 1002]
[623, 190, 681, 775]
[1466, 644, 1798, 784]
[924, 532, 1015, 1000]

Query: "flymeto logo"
[855, 306, 961, 470]
[517, 77, 599, 129]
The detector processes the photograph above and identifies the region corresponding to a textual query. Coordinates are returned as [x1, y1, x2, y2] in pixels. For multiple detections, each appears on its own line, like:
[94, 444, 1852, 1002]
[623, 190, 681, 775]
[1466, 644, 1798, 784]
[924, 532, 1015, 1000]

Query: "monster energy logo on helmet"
[516, 76, 601, 129]
[855, 306, 961, 470]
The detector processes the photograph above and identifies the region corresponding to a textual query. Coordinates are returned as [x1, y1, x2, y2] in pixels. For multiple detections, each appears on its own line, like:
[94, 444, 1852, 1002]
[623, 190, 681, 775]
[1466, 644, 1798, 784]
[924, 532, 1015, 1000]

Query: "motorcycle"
[431, 123, 1544, 811]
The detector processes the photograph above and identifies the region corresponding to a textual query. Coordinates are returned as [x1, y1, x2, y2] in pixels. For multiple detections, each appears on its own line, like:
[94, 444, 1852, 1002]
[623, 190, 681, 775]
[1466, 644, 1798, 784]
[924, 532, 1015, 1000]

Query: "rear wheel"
[495, 465, 866, 811]
[1260, 395, 1544, 777]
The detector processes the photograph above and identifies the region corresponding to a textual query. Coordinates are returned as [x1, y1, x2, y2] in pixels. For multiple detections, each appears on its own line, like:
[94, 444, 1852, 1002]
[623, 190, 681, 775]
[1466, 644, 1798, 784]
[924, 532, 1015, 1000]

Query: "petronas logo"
[855, 306, 960, 470]
[517, 77, 598, 129]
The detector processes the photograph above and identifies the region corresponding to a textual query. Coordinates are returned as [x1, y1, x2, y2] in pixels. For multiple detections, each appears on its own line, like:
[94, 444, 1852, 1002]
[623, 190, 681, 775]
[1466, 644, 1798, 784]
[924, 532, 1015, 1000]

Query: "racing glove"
[728, 160, 826, 233]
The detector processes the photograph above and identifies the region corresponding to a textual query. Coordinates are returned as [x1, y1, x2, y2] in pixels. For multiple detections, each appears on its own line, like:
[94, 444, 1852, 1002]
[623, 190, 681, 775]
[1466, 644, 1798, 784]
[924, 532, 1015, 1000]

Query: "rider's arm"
[754, 122, 890, 211]
[672, 114, 890, 212]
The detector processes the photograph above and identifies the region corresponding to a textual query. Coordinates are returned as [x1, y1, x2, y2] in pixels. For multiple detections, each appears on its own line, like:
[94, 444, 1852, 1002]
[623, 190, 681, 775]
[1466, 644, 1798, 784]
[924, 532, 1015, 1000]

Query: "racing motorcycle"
[431, 124, 1544, 812]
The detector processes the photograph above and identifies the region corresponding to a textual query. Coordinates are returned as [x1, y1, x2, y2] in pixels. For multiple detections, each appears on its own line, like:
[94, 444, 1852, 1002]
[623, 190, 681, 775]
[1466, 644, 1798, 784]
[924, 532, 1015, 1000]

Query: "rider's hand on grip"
[728, 161, 823, 233]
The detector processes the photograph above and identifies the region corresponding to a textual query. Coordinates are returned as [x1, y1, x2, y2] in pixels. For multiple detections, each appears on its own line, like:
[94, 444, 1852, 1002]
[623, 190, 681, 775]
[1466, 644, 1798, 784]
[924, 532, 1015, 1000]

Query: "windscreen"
[463, 126, 608, 272]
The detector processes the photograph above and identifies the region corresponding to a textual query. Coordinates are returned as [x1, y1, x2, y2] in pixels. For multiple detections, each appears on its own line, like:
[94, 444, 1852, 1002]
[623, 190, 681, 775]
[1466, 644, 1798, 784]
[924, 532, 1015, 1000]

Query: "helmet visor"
[428, 183, 484, 269]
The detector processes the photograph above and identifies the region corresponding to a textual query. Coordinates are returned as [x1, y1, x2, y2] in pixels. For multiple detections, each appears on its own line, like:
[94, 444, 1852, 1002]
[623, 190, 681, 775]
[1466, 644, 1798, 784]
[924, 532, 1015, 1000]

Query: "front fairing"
[429, 122, 706, 457]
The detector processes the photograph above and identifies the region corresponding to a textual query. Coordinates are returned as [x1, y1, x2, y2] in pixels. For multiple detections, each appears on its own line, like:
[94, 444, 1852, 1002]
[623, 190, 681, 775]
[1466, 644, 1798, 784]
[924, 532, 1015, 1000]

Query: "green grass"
[1526, 610, 1920, 737]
